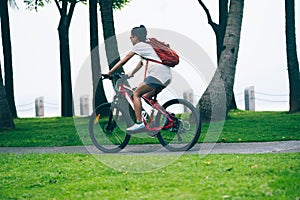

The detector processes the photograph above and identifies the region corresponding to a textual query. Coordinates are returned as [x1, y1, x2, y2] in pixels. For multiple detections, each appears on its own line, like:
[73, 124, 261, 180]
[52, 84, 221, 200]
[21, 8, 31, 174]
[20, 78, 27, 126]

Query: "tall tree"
[99, 0, 119, 69]
[0, 0, 17, 118]
[55, 0, 76, 117]
[25, 0, 78, 117]
[89, 0, 129, 109]
[197, 0, 237, 110]
[0, 61, 15, 129]
[99, 0, 129, 85]
[197, 0, 244, 121]
[99, 0, 134, 119]
[198, 0, 228, 61]
[89, 0, 107, 108]
[285, 0, 300, 112]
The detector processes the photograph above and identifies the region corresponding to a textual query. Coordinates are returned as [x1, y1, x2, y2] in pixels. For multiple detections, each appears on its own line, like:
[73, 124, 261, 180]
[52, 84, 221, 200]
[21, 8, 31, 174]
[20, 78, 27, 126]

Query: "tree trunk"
[99, 0, 122, 73]
[198, 0, 237, 110]
[0, 62, 15, 129]
[99, 0, 132, 117]
[285, 0, 300, 112]
[57, 0, 76, 117]
[58, 27, 73, 117]
[197, 0, 228, 61]
[0, 0, 17, 118]
[198, 0, 244, 121]
[219, 0, 237, 110]
[217, 0, 228, 61]
[89, 0, 107, 109]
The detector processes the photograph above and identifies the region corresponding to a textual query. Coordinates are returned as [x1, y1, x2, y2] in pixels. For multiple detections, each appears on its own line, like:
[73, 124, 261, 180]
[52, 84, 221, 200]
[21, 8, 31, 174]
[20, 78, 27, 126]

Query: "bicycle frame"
[115, 79, 176, 132]
[90, 73, 202, 153]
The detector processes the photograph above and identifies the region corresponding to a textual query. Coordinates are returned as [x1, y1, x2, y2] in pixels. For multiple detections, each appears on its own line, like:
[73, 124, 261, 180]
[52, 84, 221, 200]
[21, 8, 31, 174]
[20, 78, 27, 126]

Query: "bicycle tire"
[89, 103, 131, 153]
[156, 99, 201, 151]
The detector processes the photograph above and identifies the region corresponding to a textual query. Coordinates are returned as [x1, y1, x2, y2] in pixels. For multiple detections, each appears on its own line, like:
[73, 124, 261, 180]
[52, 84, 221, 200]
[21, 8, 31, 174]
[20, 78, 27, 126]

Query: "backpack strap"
[144, 60, 149, 80]
[143, 58, 166, 80]
[145, 58, 163, 65]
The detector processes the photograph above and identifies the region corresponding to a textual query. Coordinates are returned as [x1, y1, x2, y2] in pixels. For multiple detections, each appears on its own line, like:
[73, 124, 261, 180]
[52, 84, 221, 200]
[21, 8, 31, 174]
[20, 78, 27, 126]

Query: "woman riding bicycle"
[106, 25, 172, 132]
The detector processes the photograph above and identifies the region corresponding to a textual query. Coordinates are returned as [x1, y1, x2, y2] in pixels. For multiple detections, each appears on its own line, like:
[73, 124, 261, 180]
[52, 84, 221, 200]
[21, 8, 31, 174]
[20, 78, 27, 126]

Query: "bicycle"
[89, 73, 201, 153]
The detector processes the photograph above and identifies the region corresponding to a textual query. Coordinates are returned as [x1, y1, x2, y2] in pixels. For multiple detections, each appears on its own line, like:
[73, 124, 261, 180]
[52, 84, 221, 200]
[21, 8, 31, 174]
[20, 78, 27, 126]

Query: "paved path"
[0, 141, 299, 155]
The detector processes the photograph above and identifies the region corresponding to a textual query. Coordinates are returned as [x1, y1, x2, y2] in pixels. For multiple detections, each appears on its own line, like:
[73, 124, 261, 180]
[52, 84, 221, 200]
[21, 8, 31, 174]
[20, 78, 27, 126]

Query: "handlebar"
[101, 72, 128, 80]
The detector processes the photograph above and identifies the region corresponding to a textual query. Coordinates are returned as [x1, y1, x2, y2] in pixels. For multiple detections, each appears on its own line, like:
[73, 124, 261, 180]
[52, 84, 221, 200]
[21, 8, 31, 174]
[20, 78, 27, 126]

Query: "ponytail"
[131, 25, 147, 42]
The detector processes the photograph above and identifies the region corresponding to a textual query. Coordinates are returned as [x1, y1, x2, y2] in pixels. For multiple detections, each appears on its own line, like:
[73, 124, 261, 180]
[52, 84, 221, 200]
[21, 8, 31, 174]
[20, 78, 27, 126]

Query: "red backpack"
[147, 38, 179, 67]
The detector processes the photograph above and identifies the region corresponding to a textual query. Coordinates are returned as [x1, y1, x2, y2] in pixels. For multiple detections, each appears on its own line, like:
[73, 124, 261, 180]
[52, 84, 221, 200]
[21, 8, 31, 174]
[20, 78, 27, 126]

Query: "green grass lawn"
[0, 110, 299, 147]
[0, 153, 299, 199]
[1, 111, 299, 199]
[0, 117, 81, 147]
[215, 110, 300, 142]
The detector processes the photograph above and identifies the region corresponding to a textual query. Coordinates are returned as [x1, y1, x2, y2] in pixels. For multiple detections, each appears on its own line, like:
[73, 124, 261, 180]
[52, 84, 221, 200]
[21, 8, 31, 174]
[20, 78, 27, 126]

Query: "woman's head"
[131, 25, 147, 43]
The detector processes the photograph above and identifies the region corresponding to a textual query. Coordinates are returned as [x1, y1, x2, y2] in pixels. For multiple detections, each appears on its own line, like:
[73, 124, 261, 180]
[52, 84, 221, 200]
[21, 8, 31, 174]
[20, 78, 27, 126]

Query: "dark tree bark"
[99, 0, 122, 77]
[89, 0, 108, 109]
[197, 0, 237, 110]
[0, 62, 15, 129]
[0, 0, 17, 118]
[197, 0, 244, 121]
[55, 0, 76, 117]
[99, 0, 133, 119]
[198, 0, 228, 61]
[285, 0, 300, 112]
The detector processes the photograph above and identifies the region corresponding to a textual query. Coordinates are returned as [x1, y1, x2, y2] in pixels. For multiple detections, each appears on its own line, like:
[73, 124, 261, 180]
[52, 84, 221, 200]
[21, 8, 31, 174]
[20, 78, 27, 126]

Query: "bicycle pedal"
[94, 114, 101, 124]
[147, 131, 159, 138]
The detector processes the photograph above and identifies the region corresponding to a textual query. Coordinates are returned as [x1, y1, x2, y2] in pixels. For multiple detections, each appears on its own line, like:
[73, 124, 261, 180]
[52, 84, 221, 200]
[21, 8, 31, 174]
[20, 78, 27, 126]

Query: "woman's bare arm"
[108, 51, 135, 75]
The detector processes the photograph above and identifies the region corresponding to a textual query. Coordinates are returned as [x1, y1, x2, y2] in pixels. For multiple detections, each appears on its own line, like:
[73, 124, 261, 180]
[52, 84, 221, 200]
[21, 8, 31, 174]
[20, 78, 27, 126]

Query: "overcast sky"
[1, 0, 299, 117]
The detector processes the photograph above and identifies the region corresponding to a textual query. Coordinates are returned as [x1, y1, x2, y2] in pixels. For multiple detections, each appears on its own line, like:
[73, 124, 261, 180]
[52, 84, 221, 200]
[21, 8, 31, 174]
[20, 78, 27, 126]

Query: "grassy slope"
[216, 111, 300, 142]
[0, 111, 299, 147]
[0, 117, 81, 147]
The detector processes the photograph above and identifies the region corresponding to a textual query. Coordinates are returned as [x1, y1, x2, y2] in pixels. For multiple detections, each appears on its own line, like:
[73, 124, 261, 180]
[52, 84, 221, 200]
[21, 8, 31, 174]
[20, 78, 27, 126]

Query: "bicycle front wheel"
[156, 99, 201, 151]
[89, 103, 131, 153]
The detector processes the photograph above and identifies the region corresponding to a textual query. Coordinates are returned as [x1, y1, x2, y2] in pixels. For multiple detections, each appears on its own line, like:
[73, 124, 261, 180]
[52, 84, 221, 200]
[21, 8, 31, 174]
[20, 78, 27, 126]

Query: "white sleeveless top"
[131, 42, 172, 84]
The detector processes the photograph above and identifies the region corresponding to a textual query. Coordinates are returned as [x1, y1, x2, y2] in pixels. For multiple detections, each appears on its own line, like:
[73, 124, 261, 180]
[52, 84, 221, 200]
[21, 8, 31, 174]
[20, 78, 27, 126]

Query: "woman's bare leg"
[133, 83, 155, 123]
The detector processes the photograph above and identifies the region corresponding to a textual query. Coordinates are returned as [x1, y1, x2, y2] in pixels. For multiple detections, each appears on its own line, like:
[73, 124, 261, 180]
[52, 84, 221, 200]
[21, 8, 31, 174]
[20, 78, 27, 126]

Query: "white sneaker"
[126, 123, 145, 133]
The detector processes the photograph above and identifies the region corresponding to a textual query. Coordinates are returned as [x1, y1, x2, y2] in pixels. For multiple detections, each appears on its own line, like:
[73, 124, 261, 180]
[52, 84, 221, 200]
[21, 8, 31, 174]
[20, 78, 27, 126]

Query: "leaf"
[225, 167, 233, 172]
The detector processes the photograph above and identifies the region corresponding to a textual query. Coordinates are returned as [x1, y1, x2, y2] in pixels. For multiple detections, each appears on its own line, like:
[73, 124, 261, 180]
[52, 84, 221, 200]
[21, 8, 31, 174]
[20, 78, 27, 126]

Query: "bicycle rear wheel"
[89, 103, 131, 153]
[156, 99, 201, 151]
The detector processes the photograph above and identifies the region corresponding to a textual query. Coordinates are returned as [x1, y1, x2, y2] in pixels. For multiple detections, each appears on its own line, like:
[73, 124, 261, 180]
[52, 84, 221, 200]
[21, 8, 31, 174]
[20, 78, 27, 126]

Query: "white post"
[35, 97, 44, 117]
[183, 89, 194, 104]
[244, 86, 255, 111]
[183, 89, 194, 112]
[80, 95, 89, 116]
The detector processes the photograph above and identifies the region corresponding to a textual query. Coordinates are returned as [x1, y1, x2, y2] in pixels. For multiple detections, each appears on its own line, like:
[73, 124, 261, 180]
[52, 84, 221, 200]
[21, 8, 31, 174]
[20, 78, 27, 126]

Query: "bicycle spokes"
[156, 99, 201, 151]
[89, 103, 131, 153]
